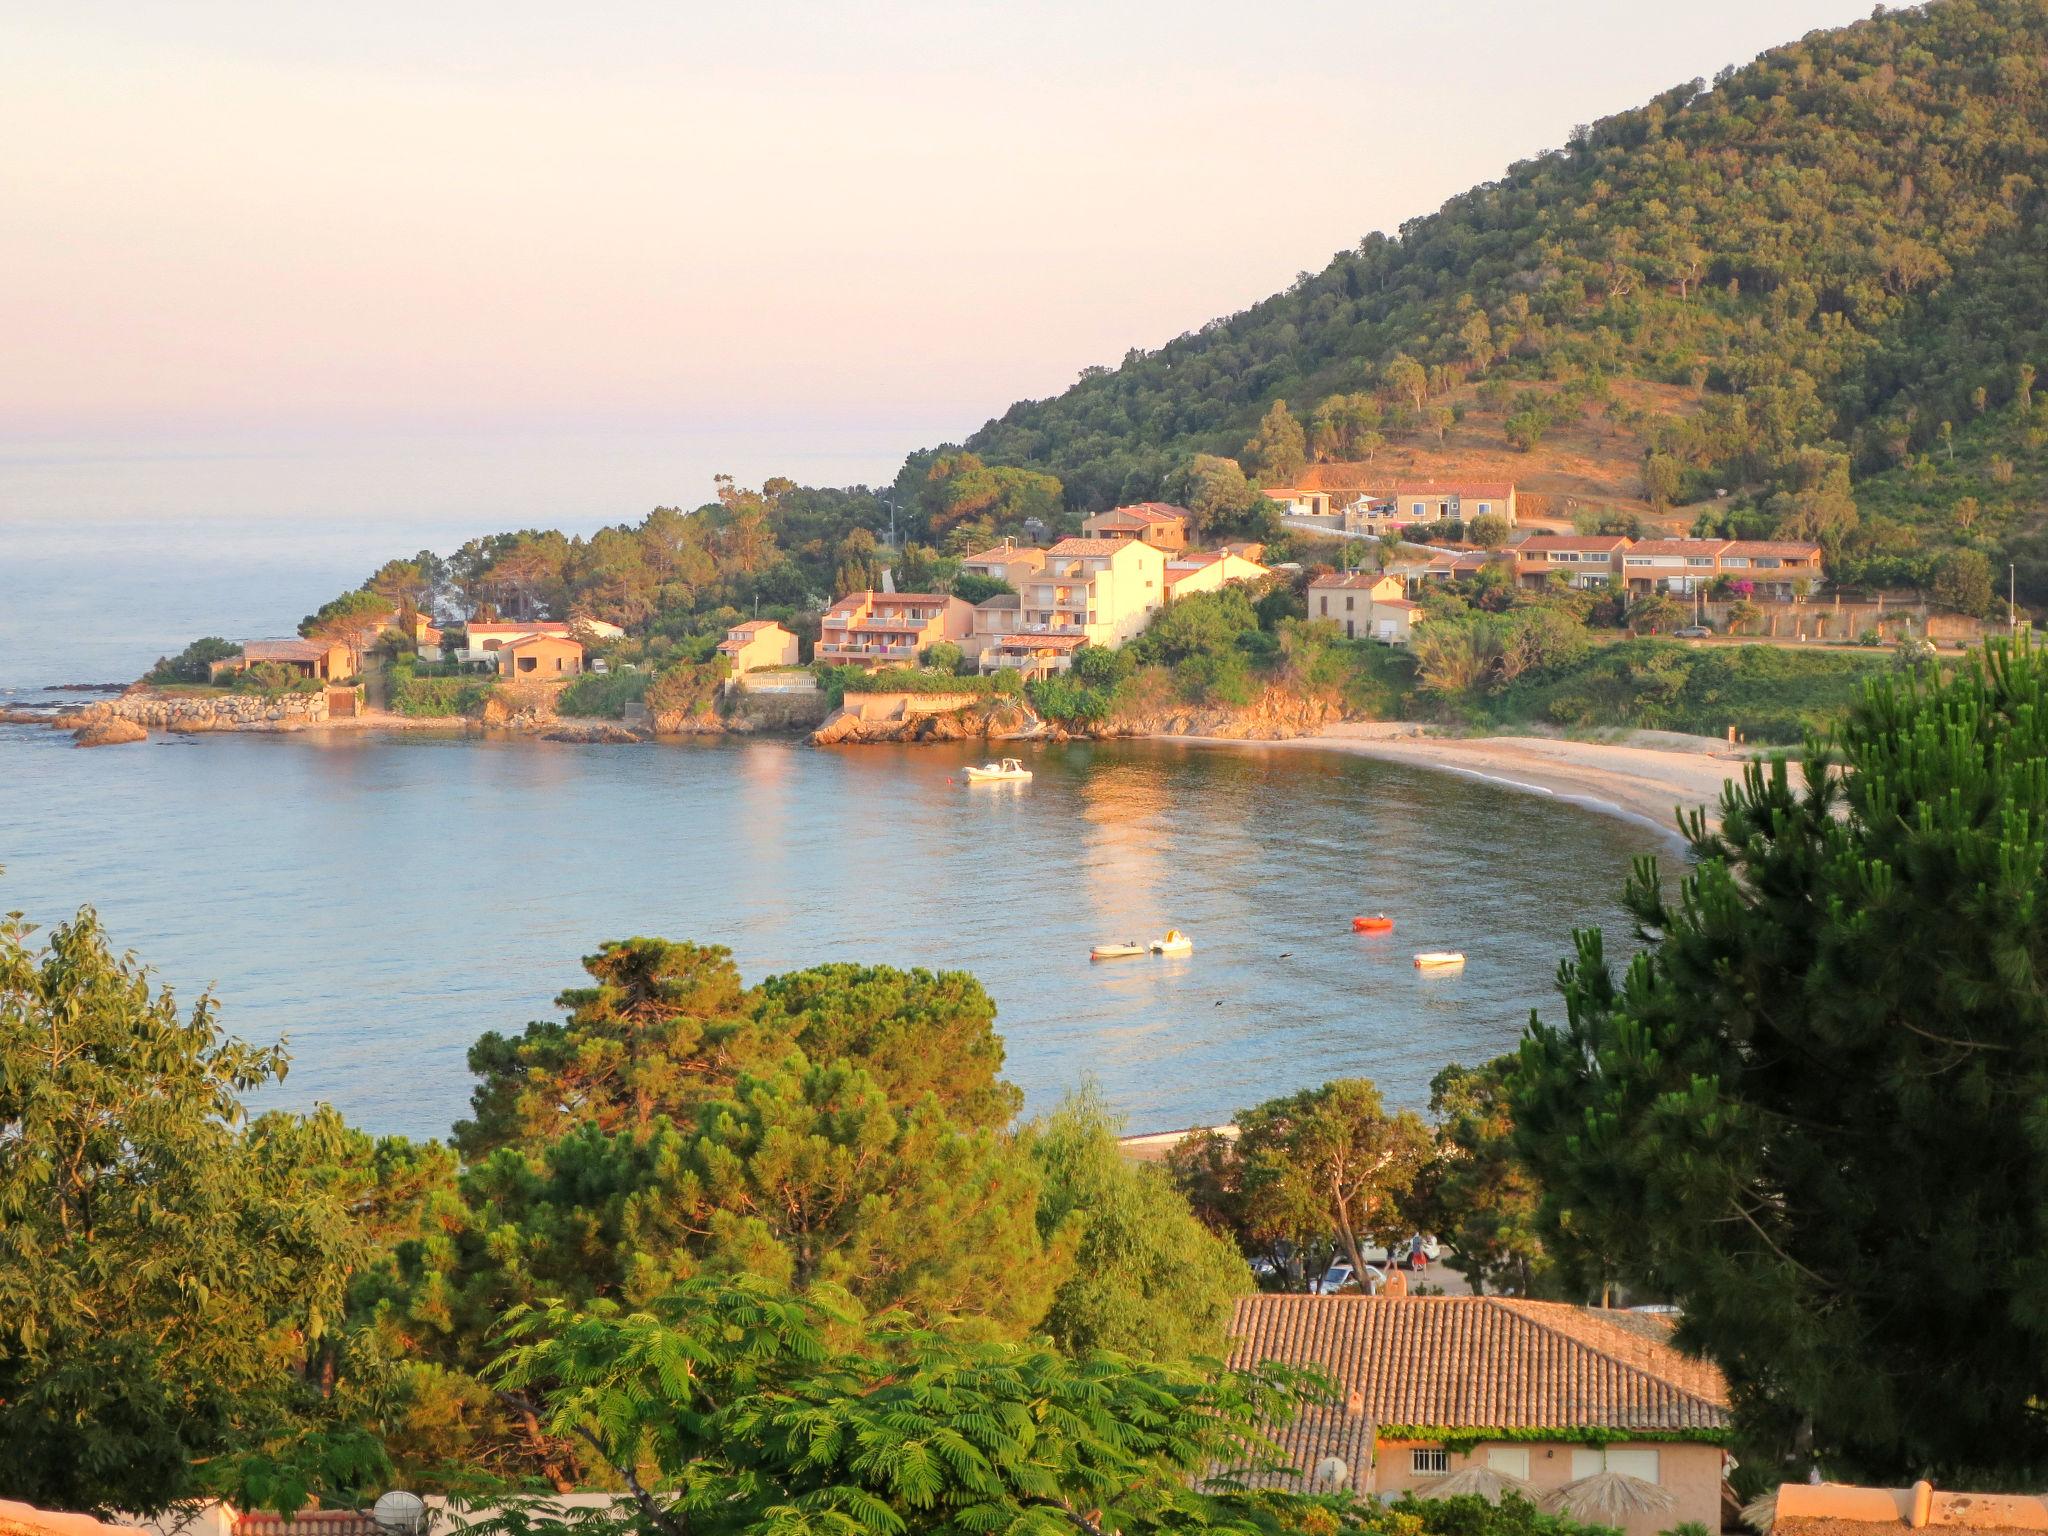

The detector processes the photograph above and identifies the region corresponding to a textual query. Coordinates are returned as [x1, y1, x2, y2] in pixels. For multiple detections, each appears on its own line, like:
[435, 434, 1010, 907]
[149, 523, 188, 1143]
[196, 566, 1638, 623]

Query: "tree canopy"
[1513, 640, 2048, 1482]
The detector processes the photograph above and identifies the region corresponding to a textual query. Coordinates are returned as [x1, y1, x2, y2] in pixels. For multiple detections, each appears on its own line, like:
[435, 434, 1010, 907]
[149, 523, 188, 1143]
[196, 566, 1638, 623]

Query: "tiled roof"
[1228, 1296, 1731, 1434]
[242, 638, 337, 663]
[1724, 540, 1822, 558]
[1044, 538, 1133, 556]
[468, 621, 574, 635]
[1230, 1405, 1377, 1496]
[975, 593, 1022, 610]
[1518, 536, 1630, 554]
[962, 545, 1039, 564]
[1373, 597, 1420, 610]
[1309, 572, 1403, 590]
[1087, 502, 1189, 526]
[504, 631, 582, 650]
[1628, 539, 1730, 557]
[728, 619, 780, 632]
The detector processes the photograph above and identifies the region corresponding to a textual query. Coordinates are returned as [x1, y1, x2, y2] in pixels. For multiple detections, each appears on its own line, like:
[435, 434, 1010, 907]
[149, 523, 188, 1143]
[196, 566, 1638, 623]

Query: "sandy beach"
[1172, 722, 1787, 842]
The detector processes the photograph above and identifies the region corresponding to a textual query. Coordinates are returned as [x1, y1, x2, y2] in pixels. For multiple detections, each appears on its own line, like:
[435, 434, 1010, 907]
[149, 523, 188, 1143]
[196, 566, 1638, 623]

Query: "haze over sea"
[0, 494, 1650, 1142]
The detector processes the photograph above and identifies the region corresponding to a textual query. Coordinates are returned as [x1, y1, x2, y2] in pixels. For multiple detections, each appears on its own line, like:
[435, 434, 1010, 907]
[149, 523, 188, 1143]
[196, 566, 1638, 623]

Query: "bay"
[0, 722, 1650, 1140]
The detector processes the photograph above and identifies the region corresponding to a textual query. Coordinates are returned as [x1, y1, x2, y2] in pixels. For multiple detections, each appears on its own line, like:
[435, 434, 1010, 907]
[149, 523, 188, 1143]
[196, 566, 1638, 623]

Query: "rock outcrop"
[813, 699, 1042, 745]
[1093, 690, 1351, 741]
[541, 723, 645, 744]
[72, 717, 148, 747]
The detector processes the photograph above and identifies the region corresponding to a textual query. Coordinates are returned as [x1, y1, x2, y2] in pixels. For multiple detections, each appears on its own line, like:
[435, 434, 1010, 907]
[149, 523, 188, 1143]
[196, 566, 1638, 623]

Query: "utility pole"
[2011, 562, 2019, 637]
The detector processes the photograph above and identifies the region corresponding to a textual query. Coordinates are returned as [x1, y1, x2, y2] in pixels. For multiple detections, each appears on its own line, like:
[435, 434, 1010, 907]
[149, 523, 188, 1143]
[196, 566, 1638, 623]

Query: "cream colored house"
[1263, 487, 1333, 518]
[716, 619, 800, 674]
[1365, 594, 1422, 644]
[496, 631, 584, 678]
[462, 619, 623, 665]
[1164, 550, 1271, 599]
[959, 540, 1048, 588]
[1014, 537, 1167, 650]
[817, 592, 974, 667]
[1307, 571, 1405, 638]
[1228, 1295, 1731, 1536]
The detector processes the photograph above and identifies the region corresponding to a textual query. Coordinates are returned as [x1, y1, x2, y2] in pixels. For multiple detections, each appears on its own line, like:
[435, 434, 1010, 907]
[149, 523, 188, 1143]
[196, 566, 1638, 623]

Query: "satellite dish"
[373, 1492, 427, 1536]
[1315, 1456, 1349, 1487]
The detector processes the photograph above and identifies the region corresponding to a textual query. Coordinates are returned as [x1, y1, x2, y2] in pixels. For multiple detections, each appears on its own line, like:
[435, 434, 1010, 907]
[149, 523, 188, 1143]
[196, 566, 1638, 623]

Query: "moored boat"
[963, 757, 1032, 782]
[1150, 928, 1193, 956]
[1413, 950, 1465, 970]
[1090, 941, 1145, 961]
[1352, 914, 1394, 933]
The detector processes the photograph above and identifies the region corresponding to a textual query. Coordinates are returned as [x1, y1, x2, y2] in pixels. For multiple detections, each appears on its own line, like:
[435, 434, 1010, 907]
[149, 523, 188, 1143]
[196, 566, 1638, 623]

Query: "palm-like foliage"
[481, 1279, 1325, 1536]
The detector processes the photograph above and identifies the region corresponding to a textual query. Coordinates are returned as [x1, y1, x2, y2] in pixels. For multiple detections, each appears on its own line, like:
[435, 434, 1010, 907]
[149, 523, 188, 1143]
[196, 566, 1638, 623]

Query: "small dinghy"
[963, 757, 1032, 782]
[1413, 951, 1466, 970]
[1150, 929, 1194, 956]
[1091, 941, 1145, 961]
[1352, 914, 1394, 933]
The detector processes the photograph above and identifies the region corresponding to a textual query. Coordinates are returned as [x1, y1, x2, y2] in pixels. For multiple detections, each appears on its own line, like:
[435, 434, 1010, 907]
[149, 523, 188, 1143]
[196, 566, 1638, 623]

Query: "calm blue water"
[0, 516, 1655, 1142]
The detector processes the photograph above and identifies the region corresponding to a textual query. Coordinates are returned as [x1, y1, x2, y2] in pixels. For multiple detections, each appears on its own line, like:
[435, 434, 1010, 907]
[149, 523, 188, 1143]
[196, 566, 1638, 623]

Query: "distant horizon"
[4, 0, 1876, 525]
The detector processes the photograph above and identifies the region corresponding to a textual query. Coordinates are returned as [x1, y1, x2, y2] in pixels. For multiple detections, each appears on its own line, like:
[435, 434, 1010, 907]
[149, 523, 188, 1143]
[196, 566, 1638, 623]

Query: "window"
[1484, 1448, 1531, 1479]
[1475, 502, 1492, 516]
[1318, 596, 1329, 615]
[1570, 1449, 1603, 1480]
[1605, 1448, 1660, 1483]
[1411, 502, 1425, 516]
[1411, 1448, 1449, 1476]
[1687, 556, 1715, 567]
[1346, 595, 1355, 611]
[1722, 557, 1749, 568]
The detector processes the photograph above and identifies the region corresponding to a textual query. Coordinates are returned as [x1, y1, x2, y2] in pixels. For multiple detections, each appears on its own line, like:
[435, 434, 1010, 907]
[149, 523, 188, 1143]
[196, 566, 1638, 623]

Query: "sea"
[0, 509, 1654, 1142]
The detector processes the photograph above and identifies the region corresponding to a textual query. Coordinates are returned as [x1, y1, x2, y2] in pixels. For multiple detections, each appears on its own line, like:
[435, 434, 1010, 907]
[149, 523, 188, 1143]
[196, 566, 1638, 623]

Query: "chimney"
[1910, 1482, 1935, 1529]
[1345, 1388, 1365, 1418]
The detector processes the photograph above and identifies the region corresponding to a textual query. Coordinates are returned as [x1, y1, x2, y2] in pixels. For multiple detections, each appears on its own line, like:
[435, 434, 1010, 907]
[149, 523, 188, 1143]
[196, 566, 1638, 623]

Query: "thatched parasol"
[1740, 1490, 1779, 1533]
[1416, 1466, 1540, 1504]
[1542, 1471, 1680, 1524]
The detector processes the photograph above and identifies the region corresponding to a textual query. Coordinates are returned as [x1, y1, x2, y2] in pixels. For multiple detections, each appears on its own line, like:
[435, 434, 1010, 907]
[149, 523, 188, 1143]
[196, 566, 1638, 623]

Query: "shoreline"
[1162, 723, 1778, 844]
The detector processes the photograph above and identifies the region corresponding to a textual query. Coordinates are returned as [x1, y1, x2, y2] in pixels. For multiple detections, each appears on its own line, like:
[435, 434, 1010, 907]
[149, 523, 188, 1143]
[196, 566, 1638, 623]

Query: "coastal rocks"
[813, 699, 1041, 746]
[1096, 690, 1350, 741]
[542, 723, 644, 744]
[73, 717, 148, 747]
[69, 691, 330, 733]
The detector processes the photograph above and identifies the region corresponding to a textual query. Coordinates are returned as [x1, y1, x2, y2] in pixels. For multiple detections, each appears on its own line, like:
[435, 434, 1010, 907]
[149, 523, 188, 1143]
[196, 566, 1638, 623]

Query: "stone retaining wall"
[85, 691, 329, 731]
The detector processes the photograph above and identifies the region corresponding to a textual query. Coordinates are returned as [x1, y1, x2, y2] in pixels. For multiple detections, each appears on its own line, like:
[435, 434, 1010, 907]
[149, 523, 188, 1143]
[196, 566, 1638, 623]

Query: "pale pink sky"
[1, 0, 1873, 520]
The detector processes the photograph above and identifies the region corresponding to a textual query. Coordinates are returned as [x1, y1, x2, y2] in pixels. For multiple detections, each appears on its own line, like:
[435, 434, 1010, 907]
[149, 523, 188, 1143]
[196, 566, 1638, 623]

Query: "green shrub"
[389, 658, 493, 717]
[557, 669, 652, 719]
[144, 637, 238, 685]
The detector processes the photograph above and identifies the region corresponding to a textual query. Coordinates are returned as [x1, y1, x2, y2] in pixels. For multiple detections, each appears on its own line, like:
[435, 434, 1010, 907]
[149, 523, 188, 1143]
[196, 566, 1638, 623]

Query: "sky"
[0, 0, 1877, 528]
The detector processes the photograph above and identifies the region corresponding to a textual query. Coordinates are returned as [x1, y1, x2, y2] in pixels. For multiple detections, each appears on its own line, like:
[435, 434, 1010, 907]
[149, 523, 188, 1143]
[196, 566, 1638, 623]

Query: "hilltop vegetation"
[945, 0, 2048, 597]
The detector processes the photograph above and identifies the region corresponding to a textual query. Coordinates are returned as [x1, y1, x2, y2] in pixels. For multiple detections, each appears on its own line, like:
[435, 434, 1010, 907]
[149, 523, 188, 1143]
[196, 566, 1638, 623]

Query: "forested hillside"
[947, 0, 2048, 597]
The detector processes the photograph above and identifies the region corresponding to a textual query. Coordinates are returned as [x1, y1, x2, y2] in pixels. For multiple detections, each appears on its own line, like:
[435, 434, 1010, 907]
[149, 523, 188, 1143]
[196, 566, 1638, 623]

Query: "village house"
[1308, 571, 1405, 638]
[1514, 535, 1634, 589]
[496, 631, 584, 679]
[1621, 538, 1823, 599]
[1227, 1295, 1731, 1536]
[1163, 549, 1271, 600]
[817, 591, 975, 667]
[1262, 487, 1334, 518]
[1335, 482, 1516, 532]
[716, 619, 800, 675]
[958, 540, 1049, 588]
[209, 637, 355, 683]
[1080, 503, 1191, 551]
[460, 619, 624, 666]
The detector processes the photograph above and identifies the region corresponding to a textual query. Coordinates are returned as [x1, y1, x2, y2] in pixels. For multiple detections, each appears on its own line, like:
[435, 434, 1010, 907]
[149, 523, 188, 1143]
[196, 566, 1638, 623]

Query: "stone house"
[209, 637, 355, 683]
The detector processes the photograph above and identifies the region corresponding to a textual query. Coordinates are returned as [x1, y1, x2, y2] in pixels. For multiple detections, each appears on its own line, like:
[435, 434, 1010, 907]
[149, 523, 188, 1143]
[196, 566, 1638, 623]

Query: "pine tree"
[1513, 640, 2048, 1482]
[1242, 401, 1307, 484]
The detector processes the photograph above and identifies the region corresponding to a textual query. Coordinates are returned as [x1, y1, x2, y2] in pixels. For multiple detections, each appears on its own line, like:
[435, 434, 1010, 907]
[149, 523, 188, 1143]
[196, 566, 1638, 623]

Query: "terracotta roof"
[1086, 503, 1189, 526]
[975, 593, 1022, 610]
[503, 631, 583, 651]
[1044, 538, 1135, 556]
[1724, 540, 1823, 558]
[1230, 1405, 1377, 1496]
[468, 621, 574, 635]
[1627, 539, 1730, 558]
[1518, 536, 1631, 554]
[1373, 597, 1420, 611]
[1309, 571, 1404, 591]
[962, 545, 1039, 564]
[242, 638, 338, 663]
[1228, 1296, 1730, 1434]
[727, 619, 781, 633]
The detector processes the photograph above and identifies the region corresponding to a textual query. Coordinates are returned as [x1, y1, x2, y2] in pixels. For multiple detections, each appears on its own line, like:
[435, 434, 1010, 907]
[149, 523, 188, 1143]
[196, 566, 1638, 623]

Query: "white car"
[1314, 1262, 1387, 1295]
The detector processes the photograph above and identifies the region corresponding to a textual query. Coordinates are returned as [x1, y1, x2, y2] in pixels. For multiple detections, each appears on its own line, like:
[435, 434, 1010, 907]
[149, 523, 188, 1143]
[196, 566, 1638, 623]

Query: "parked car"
[1315, 1262, 1387, 1295]
[1675, 625, 1712, 638]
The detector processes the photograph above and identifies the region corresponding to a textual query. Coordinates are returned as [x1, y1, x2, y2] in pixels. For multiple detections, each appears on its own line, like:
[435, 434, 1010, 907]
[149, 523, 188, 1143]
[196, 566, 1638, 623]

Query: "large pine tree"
[1513, 641, 2048, 1483]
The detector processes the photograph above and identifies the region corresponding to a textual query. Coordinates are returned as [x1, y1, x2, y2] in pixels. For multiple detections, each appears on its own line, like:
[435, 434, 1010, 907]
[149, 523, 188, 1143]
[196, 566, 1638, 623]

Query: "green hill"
[936, 0, 2048, 600]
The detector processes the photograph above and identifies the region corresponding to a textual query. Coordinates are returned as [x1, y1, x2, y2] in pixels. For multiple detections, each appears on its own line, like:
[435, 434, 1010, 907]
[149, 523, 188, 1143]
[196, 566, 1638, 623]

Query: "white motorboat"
[963, 757, 1032, 782]
[1090, 941, 1145, 961]
[1413, 951, 1466, 970]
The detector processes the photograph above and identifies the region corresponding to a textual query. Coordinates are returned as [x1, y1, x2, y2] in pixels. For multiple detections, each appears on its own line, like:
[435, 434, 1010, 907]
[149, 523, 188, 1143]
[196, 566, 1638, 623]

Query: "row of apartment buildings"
[1514, 535, 1823, 597]
[817, 505, 1270, 675]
